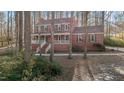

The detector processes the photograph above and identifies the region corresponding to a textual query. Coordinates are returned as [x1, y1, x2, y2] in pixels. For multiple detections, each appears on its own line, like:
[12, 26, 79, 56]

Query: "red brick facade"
[31, 18, 104, 53]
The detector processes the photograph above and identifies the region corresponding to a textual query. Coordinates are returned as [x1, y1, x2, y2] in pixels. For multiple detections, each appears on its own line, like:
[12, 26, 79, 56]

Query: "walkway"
[106, 46, 124, 52]
[35, 52, 124, 56]
[72, 59, 94, 81]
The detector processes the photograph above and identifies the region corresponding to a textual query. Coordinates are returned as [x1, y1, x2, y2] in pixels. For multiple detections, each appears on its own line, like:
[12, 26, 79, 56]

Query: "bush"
[6, 56, 62, 81]
[104, 37, 124, 47]
[32, 56, 62, 80]
[72, 45, 83, 52]
[93, 43, 105, 51]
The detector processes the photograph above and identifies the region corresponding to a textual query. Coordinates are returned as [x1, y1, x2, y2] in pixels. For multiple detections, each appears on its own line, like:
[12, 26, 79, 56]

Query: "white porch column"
[44, 35, 46, 43]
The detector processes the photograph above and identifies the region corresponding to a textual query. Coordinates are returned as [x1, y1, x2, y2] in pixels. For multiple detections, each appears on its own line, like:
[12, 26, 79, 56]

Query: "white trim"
[54, 23, 70, 25]
[31, 33, 51, 36]
[36, 24, 51, 26]
[54, 35, 70, 44]
[73, 32, 104, 35]
[31, 32, 103, 36]
[32, 33, 70, 35]
[89, 34, 96, 43]
[77, 35, 83, 43]
[54, 33, 70, 35]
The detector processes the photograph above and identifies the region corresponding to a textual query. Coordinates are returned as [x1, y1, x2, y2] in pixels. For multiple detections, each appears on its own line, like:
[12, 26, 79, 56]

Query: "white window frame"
[40, 26, 44, 31]
[36, 26, 39, 32]
[89, 34, 96, 43]
[44, 25, 48, 31]
[58, 25, 61, 31]
[65, 24, 68, 31]
[77, 35, 83, 43]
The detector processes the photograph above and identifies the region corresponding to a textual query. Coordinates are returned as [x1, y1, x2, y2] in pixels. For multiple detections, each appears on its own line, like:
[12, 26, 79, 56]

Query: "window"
[89, 34, 96, 42]
[44, 25, 48, 31]
[61, 24, 64, 31]
[65, 35, 69, 40]
[65, 24, 68, 31]
[58, 25, 61, 31]
[40, 26, 44, 31]
[55, 25, 58, 31]
[77, 35, 83, 43]
[36, 26, 39, 32]
[34, 36, 38, 40]
[54, 24, 61, 31]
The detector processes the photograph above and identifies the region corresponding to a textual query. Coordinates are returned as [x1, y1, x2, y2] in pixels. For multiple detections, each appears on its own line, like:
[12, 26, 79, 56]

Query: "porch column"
[38, 35, 40, 44]
[45, 35, 46, 43]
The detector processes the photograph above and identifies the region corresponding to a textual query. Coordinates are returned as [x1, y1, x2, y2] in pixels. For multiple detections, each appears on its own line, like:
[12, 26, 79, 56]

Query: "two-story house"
[31, 17, 104, 53]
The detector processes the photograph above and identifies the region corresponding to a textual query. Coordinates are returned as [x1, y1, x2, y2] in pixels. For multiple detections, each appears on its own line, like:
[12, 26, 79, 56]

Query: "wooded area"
[0, 11, 124, 81]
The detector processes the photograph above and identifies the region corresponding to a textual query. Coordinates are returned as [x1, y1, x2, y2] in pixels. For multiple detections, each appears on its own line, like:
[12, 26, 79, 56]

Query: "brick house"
[31, 17, 104, 53]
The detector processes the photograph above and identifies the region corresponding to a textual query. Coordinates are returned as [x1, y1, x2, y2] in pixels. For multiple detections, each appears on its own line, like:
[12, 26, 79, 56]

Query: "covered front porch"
[31, 34, 70, 44]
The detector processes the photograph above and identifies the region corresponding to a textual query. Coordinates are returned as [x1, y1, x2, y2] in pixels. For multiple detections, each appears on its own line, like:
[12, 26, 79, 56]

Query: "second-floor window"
[39, 25, 49, 31]
[54, 24, 69, 32]
[61, 24, 64, 31]
[55, 25, 58, 31]
[36, 26, 39, 32]
[58, 25, 61, 31]
[65, 24, 68, 31]
[40, 26, 44, 31]
[44, 25, 48, 31]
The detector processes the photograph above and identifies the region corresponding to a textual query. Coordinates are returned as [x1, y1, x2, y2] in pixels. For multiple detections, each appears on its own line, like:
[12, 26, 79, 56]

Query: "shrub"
[32, 56, 62, 80]
[72, 45, 83, 52]
[93, 43, 105, 51]
[6, 56, 62, 81]
[104, 37, 124, 47]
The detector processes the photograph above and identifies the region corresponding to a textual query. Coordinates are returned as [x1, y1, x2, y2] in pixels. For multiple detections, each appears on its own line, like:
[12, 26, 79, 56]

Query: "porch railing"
[31, 40, 46, 44]
[54, 40, 69, 44]
[45, 44, 51, 53]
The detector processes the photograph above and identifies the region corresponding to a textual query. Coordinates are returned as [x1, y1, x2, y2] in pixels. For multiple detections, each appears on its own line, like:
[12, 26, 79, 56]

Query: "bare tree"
[33, 11, 36, 33]
[24, 11, 31, 63]
[95, 11, 98, 26]
[15, 11, 19, 56]
[83, 11, 89, 59]
[0, 12, 4, 47]
[68, 11, 74, 59]
[49, 11, 55, 62]
[18, 11, 23, 52]
[7, 11, 10, 45]
[10, 11, 13, 47]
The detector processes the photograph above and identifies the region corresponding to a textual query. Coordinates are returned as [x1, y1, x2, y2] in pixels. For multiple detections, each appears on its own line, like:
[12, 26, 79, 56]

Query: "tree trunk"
[24, 11, 31, 64]
[10, 11, 13, 47]
[7, 11, 10, 45]
[18, 11, 23, 52]
[102, 11, 104, 32]
[15, 11, 19, 56]
[83, 11, 88, 59]
[68, 11, 74, 59]
[49, 11, 55, 62]
[95, 11, 98, 26]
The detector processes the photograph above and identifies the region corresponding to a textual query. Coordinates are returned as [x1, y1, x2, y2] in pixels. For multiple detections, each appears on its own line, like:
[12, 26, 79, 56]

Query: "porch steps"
[45, 44, 51, 53]
[36, 42, 46, 53]
[40, 44, 49, 53]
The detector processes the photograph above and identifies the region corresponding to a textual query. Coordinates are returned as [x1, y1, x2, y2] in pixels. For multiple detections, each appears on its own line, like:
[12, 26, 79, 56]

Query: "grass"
[104, 37, 124, 47]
